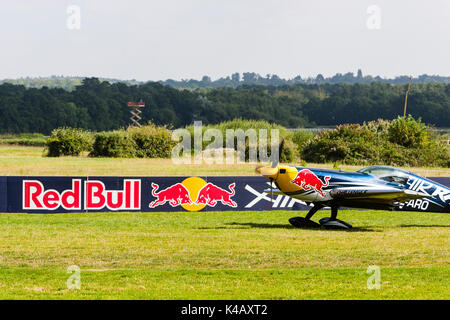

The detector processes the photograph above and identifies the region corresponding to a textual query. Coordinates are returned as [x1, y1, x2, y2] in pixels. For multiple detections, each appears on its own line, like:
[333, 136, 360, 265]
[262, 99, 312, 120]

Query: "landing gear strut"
[289, 204, 352, 230]
[288, 204, 322, 228]
[319, 206, 352, 229]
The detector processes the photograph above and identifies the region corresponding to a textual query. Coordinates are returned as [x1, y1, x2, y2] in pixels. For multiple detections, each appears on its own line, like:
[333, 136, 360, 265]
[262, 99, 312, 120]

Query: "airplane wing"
[263, 186, 430, 203]
[330, 187, 429, 202]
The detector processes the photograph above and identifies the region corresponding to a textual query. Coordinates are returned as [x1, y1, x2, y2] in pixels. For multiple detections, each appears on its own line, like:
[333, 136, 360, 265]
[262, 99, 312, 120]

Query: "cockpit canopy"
[357, 165, 411, 186]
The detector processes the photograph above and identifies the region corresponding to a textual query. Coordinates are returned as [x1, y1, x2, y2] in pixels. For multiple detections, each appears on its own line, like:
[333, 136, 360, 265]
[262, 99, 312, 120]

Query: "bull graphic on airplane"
[256, 140, 449, 229]
[290, 169, 331, 197]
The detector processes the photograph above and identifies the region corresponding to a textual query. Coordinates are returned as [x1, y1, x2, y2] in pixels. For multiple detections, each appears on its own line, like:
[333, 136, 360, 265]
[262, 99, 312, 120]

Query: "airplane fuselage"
[273, 166, 450, 213]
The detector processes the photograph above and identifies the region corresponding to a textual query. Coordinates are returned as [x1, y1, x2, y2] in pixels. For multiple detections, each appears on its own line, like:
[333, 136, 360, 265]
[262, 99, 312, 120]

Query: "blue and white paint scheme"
[256, 163, 449, 229]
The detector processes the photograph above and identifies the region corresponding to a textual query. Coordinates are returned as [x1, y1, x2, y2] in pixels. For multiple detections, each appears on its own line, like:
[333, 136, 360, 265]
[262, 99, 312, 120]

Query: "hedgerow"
[46, 127, 94, 157]
[89, 123, 175, 158]
[127, 124, 176, 158]
[184, 119, 298, 162]
[89, 130, 136, 158]
[301, 117, 449, 167]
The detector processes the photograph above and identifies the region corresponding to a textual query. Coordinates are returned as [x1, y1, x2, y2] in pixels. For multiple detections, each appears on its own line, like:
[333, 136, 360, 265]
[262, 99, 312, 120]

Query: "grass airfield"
[0, 145, 449, 177]
[0, 210, 448, 299]
[0, 145, 448, 299]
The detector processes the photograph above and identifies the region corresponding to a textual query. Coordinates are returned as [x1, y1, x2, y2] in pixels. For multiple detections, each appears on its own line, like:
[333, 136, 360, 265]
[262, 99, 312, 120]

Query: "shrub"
[90, 123, 176, 158]
[364, 118, 390, 137]
[127, 124, 176, 158]
[185, 119, 291, 149]
[90, 130, 136, 158]
[291, 130, 314, 152]
[301, 118, 449, 167]
[46, 127, 93, 157]
[388, 115, 429, 148]
[301, 124, 379, 164]
[280, 138, 298, 162]
[244, 138, 298, 163]
[185, 118, 297, 162]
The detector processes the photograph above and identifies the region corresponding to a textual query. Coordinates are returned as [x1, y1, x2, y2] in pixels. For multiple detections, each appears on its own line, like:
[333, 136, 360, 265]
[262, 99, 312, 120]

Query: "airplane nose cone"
[255, 165, 279, 179]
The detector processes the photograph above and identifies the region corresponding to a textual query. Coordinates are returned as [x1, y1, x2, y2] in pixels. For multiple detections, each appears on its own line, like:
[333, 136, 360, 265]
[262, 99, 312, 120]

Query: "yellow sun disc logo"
[181, 177, 207, 211]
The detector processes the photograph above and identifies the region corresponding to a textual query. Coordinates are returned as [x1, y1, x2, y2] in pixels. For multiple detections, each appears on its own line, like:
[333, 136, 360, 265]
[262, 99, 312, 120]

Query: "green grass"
[0, 144, 448, 299]
[0, 133, 46, 147]
[0, 145, 449, 177]
[0, 210, 448, 299]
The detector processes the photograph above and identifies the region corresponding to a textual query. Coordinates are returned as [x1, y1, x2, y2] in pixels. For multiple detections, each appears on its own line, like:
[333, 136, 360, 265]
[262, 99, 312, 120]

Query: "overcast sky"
[1, 0, 449, 81]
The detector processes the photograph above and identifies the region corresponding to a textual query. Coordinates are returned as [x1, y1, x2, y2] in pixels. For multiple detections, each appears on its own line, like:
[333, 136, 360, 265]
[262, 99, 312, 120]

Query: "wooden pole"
[403, 77, 412, 117]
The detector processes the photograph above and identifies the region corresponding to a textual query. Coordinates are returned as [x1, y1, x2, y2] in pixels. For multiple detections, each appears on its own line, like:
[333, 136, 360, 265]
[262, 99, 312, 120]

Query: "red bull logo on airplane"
[290, 169, 330, 197]
[149, 177, 237, 211]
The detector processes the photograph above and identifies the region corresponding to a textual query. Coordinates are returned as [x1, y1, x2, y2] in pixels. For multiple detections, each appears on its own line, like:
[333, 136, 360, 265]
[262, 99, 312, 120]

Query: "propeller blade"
[270, 178, 273, 209]
[271, 138, 285, 168]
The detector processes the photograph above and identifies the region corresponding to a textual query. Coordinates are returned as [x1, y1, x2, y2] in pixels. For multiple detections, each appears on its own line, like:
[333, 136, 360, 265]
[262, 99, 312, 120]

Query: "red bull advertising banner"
[1, 176, 449, 213]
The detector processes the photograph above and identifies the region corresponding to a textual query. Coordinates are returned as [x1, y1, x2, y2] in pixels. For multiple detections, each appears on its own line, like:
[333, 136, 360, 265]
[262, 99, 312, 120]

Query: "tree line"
[2, 71, 449, 91]
[0, 78, 448, 134]
[161, 71, 450, 89]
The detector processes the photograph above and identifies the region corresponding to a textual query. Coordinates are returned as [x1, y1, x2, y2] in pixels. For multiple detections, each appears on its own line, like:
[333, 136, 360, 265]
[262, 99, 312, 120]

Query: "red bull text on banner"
[23, 179, 141, 211]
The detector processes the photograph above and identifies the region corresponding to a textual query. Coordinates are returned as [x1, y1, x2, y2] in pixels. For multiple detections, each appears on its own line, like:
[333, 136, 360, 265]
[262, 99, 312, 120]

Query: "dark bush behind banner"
[1, 176, 449, 213]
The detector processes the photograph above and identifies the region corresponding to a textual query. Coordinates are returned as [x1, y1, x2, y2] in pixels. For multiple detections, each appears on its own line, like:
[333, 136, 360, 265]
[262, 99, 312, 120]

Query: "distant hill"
[160, 70, 450, 89]
[1, 70, 449, 90]
[0, 76, 142, 91]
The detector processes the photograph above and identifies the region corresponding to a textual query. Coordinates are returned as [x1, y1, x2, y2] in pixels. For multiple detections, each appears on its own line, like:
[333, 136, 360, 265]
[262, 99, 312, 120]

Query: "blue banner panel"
[0, 176, 448, 214]
[429, 177, 450, 187]
[0, 177, 6, 213]
[144, 176, 310, 212]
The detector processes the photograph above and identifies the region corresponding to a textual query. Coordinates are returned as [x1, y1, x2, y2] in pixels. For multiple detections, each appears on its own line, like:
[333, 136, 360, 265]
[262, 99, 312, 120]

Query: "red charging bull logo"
[149, 183, 193, 208]
[149, 177, 237, 211]
[195, 183, 237, 207]
[23, 179, 141, 210]
[290, 169, 330, 197]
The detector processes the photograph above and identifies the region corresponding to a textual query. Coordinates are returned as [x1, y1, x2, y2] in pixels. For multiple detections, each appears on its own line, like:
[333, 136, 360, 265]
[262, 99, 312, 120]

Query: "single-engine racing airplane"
[255, 141, 450, 230]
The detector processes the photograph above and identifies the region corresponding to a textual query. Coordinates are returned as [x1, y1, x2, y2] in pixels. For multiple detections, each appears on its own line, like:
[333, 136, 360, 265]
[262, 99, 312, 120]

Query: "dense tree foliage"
[300, 82, 450, 127]
[0, 78, 448, 134]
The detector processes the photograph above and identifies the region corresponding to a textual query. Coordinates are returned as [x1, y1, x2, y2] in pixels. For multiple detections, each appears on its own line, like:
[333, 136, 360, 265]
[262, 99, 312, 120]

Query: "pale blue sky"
[1, 0, 449, 81]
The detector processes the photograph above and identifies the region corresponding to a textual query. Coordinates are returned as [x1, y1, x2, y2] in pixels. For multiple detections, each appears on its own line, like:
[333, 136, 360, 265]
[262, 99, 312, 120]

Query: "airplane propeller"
[271, 138, 284, 168]
[254, 138, 285, 208]
[270, 178, 273, 209]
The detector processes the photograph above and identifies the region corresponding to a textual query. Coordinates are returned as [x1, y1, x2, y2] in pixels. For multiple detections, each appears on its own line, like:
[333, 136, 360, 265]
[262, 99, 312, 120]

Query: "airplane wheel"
[319, 218, 352, 230]
[289, 217, 321, 228]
